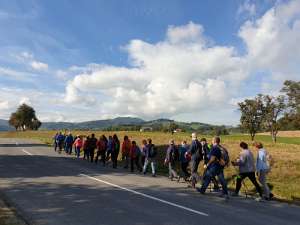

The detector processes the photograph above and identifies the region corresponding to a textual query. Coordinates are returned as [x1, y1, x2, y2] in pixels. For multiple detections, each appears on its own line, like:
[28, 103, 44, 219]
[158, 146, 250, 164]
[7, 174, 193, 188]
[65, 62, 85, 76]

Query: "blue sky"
[0, 0, 299, 124]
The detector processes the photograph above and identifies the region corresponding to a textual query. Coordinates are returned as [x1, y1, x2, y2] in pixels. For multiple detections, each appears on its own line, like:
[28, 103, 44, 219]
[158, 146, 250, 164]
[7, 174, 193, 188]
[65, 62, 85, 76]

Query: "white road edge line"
[22, 149, 33, 156]
[80, 173, 209, 217]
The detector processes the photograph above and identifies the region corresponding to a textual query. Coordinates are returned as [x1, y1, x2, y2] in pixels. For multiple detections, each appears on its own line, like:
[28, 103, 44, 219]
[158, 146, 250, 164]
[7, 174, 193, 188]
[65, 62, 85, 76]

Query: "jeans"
[65, 144, 72, 154]
[143, 158, 156, 175]
[75, 146, 81, 158]
[257, 170, 270, 198]
[168, 162, 178, 178]
[191, 158, 201, 185]
[235, 172, 262, 197]
[200, 166, 228, 195]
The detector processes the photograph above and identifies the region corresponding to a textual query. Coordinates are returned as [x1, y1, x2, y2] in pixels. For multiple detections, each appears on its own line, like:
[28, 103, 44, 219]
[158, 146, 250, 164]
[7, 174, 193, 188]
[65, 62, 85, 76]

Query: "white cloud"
[61, 1, 300, 124]
[30, 60, 48, 71]
[239, 0, 300, 80]
[64, 22, 246, 120]
[237, 0, 256, 16]
[0, 100, 9, 110]
[19, 97, 32, 105]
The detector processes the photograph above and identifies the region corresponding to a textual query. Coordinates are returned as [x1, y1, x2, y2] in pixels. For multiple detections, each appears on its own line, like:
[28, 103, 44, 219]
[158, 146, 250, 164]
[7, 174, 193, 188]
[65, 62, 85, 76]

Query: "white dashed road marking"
[80, 173, 209, 217]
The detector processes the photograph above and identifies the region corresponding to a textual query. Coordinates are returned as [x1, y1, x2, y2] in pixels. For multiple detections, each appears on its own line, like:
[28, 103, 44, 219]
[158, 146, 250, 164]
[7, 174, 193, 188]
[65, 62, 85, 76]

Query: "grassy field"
[0, 130, 300, 202]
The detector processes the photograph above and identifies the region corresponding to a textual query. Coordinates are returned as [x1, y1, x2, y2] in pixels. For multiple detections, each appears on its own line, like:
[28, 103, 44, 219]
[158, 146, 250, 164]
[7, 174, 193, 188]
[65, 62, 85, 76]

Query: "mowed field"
[0, 130, 300, 202]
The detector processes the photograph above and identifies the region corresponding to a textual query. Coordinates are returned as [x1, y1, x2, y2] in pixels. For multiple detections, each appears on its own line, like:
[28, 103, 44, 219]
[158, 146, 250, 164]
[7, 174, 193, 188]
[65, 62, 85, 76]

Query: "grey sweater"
[237, 149, 255, 173]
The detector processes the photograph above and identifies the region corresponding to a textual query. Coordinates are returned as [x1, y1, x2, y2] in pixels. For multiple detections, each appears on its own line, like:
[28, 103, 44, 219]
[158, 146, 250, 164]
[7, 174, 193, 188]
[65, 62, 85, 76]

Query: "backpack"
[264, 150, 273, 171]
[148, 144, 157, 158]
[219, 146, 230, 167]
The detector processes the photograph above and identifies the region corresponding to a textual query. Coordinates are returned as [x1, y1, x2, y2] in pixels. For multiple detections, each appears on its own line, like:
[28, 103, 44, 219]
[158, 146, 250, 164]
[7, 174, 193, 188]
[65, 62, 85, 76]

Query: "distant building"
[140, 127, 153, 132]
[174, 128, 182, 133]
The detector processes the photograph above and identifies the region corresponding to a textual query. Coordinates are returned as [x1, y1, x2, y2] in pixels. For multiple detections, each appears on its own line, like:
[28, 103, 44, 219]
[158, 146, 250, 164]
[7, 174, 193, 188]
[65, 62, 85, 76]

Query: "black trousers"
[235, 172, 262, 196]
[181, 162, 190, 179]
[89, 149, 95, 163]
[112, 151, 119, 168]
[131, 157, 142, 172]
[95, 151, 106, 165]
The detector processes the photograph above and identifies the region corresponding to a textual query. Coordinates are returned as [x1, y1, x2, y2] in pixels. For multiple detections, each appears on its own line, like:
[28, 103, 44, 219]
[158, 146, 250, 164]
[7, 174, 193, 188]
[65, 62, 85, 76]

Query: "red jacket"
[122, 140, 131, 155]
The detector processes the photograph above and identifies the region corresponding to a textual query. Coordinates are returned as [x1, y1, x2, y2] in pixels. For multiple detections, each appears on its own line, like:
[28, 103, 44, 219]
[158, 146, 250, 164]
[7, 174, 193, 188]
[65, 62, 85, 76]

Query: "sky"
[0, 0, 299, 125]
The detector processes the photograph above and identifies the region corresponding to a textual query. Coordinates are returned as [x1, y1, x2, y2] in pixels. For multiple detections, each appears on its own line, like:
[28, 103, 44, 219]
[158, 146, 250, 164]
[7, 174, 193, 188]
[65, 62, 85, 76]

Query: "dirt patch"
[259, 130, 300, 137]
[0, 198, 27, 225]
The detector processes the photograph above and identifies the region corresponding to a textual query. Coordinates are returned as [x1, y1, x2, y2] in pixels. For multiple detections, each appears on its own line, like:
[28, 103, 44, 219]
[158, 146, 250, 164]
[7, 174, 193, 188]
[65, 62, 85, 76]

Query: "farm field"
[0, 130, 299, 202]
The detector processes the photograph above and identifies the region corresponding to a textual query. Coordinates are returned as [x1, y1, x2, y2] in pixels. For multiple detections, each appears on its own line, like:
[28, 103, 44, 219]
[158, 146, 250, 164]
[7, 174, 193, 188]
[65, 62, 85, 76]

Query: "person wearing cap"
[187, 133, 203, 188]
[165, 140, 179, 180]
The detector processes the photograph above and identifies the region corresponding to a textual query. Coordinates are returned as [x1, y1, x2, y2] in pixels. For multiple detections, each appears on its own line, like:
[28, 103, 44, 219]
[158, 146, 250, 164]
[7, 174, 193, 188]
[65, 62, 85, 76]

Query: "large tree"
[8, 104, 42, 131]
[263, 95, 286, 143]
[279, 80, 300, 130]
[238, 95, 265, 140]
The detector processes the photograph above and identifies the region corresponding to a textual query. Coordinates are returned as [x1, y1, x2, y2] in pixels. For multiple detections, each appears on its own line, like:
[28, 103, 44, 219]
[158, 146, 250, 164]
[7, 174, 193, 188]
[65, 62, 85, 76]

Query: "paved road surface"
[0, 138, 299, 225]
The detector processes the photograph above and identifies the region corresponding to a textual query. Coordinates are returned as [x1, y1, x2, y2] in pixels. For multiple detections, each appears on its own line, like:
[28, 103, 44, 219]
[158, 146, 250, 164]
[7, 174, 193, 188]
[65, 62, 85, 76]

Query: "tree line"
[238, 80, 300, 142]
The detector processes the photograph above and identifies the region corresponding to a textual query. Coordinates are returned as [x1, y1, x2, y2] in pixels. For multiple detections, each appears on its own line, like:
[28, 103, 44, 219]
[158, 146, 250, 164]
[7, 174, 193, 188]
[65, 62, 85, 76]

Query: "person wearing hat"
[188, 133, 203, 188]
[165, 140, 179, 180]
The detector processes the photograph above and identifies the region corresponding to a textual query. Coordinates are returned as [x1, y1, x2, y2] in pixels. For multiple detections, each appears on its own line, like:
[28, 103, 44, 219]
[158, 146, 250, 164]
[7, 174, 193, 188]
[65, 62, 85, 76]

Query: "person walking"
[112, 134, 120, 168]
[130, 141, 142, 172]
[64, 133, 74, 155]
[143, 139, 157, 177]
[254, 142, 273, 200]
[231, 142, 263, 200]
[56, 132, 65, 154]
[198, 137, 229, 199]
[53, 132, 58, 152]
[83, 136, 90, 160]
[188, 133, 203, 188]
[165, 140, 179, 180]
[141, 139, 147, 166]
[73, 135, 83, 158]
[121, 136, 131, 169]
[89, 133, 97, 163]
[179, 141, 190, 181]
[201, 138, 219, 191]
[95, 135, 108, 166]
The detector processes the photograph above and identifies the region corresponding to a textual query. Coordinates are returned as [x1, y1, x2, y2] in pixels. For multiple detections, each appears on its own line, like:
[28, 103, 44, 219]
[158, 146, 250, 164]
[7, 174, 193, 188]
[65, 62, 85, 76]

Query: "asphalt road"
[0, 138, 299, 225]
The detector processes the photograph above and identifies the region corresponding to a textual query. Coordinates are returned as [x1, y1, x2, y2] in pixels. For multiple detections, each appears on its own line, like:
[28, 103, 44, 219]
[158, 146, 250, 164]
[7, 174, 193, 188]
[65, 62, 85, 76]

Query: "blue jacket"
[65, 135, 74, 145]
[179, 145, 189, 163]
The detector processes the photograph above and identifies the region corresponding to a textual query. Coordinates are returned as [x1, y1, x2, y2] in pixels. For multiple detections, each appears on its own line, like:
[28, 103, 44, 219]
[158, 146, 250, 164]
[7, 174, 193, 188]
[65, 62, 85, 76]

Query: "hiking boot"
[196, 188, 205, 194]
[152, 174, 156, 177]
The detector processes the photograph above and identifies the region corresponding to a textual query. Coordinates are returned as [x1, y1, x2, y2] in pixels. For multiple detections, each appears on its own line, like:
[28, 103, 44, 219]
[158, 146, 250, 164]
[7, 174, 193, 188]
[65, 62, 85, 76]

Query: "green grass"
[1, 130, 300, 202]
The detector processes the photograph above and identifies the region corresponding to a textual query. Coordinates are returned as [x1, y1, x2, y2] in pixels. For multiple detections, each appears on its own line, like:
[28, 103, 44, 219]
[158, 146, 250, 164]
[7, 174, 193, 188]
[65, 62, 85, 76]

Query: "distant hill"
[0, 119, 13, 131]
[40, 117, 145, 130]
[0, 117, 229, 134]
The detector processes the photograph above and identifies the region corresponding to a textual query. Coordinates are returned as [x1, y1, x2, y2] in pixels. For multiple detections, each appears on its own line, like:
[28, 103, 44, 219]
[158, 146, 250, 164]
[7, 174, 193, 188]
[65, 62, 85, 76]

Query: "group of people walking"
[53, 132, 158, 175]
[53, 132, 273, 201]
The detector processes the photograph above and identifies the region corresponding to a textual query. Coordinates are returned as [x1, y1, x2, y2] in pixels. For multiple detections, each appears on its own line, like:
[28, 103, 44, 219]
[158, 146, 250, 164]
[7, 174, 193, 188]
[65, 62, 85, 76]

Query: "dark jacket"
[188, 139, 202, 161]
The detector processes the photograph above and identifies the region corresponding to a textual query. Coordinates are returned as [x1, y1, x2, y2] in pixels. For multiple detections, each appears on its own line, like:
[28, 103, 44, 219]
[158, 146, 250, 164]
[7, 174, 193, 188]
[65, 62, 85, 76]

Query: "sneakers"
[255, 197, 263, 202]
